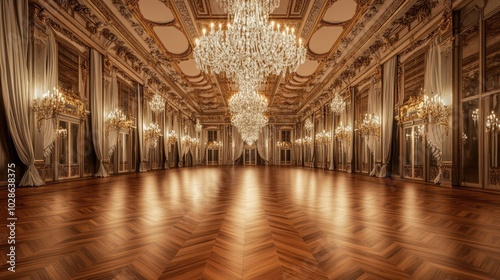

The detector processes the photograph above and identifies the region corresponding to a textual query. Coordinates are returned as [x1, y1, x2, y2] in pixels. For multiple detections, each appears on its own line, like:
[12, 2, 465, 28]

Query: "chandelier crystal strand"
[217, 0, 280, 19]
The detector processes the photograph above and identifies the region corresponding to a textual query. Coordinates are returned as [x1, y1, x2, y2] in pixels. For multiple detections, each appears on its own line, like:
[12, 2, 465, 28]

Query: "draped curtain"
[424, 36, 449, 183]
[232, 127, 244, 163]
[173, 113, 181, 166]
[42, 28, 58, 158]
[329, 111, 336, 170]
[0, 0, 44, 186]
[367, 80, 378, 176]
[138, 85, 147, 172]
[90, 50, 107, 177]
[163, 110, 169, 168]
[106, 71, 119, 158]
[309, 117, 315, 165]
[379, 56, 397, 177]
[143, 100, 152, 159]
[256, 126, 269, 163]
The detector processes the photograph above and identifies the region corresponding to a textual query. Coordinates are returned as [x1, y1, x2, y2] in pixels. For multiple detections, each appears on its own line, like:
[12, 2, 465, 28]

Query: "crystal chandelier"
[232, 111, 268, 145]
[106, 108, 132, 136]
[32, 87, 66, 130]
[486, 111, 500, 133]
[206, 140, 223, 149]
[304, 119, 314, 133]
[277, 141, 292, 149]
[181, 135, 192, 146]
[334, 122, 351, 144]
[166, 130, 178, 144]
[418, 92, 451, 134]
[195, 120, 202, 134]
[191, 137, 201, 148]
[144, 122, 162, 148]
[315, 130, 332, 145]
[228, 90, 268, 115]
[330, 92, 346, 114]
[471, 108, 479, 126]
[355, 114, 381, 138]
[149, 93, 165, 114]
[194, 0, 306, 85]
[55, 127, 68, 139]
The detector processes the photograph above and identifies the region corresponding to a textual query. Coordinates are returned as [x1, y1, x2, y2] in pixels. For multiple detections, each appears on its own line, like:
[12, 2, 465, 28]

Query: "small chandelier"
[471, 108, 479, 126]
[304, 119, 314, 133]
[195, 120, 202, 134]
[149, 93, 165, 114]
[315, 130, 332, 145]
[32, 87, 66, 130]
[144, 122, 162, 148]
[106, 108, 132, 136]
[355, 114, 381, 138]
[55, 127, 68, 139]
[418, 92, 451, 134]
[486, 111, 500, 133]
[166, 130, 178, 144]
[334, 122, 351, 144]
[181, 135, 192, 146]
[277, 141, 292, 149]
[191, 137, 201, 148]
[206, 140, 223, 149]
[330, 92, 346, 114]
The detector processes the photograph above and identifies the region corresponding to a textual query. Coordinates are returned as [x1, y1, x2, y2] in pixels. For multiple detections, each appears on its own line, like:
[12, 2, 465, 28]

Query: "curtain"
[0, 0, 44, 186]
[232, 127, 244, 163]
[143, 100, 152, 159]
[42, 28, 58, 158]
[107, 71, 119, 158]
[256, 126, 269, 163]
[329, 111, 336, 170]
[173, 113, 181, 166]
[424, 36, 446, 184]
[138, 85, 147, 172]
[90, 49, 107, 177]
[367, 80, 378, 176]
[309, 117, 315, 165]
[163, 110, 169, 168]
[379, 56, 397, 177]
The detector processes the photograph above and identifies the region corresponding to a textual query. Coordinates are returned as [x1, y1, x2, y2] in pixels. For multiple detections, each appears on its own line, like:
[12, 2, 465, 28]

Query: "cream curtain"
[173, 113, 181, 166]
[163, 110, 169, 168]
[256, 126, 269, 163]
[106, 71, 119, 158]
[329, 110, 336, 170]
[232, 127, 244, 163]
[0, 0, 44, 186]
[138, 85, 147, 172]
[367, 80, 378, 176]
[379, 56, 397, 177]
[90, 49, 108, 177]
[42, 28, 58, 158]
[424, 36, 449, 184]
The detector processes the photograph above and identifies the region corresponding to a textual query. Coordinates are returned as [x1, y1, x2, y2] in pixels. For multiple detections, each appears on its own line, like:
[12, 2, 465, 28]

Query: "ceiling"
[91, 0, 411, 122]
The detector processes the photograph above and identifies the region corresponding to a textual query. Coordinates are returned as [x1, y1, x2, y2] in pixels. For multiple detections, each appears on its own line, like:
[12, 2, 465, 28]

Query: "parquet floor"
[1, 166, 500, 279]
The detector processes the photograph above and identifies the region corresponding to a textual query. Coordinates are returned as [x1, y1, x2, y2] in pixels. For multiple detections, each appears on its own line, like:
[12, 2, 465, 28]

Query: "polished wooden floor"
[1, 166, 500, 279]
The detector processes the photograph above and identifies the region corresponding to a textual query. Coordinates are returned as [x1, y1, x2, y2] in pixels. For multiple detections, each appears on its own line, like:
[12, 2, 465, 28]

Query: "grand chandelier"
[106, 108, 132, 136]
[418, 92, 451, 134]
[149, 93, 165, 114]
[194, 0, 306, 85]
[32, 87, 66, 130]
[330, 92, 346, 114]
[315, 130, 332, 145]
[355, 113, 381, 138]
[232, 112, 268, 145]
[144, 122, 162, 148]
[229, 90, 268, 115]
[335, 122, 351, 144]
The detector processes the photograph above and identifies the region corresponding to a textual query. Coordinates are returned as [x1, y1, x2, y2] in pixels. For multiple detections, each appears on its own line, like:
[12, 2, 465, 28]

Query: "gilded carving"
[393, 0, 438, 27]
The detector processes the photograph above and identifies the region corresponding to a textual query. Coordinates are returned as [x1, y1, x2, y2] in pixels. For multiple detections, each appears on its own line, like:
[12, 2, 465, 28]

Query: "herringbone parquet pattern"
[1, 166, 500, 279]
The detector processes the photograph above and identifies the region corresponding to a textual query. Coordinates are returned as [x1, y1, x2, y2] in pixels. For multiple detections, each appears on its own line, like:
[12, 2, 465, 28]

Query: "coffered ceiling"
[81, 0, 428, 122]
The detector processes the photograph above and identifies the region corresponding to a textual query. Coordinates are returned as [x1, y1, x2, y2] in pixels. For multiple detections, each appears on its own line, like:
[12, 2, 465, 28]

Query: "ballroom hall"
[1, 0, 500, 279]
